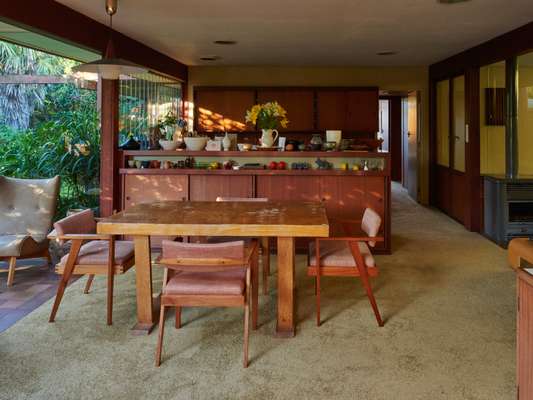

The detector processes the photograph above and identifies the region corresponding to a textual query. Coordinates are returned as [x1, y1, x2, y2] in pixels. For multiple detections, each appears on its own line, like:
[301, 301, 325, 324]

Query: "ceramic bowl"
[184, 137, 208, 151]
[159, 139, 178, 151]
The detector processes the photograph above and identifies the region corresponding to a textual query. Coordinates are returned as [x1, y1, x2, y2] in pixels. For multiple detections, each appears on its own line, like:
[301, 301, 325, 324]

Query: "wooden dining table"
[97, 200, 329, 337]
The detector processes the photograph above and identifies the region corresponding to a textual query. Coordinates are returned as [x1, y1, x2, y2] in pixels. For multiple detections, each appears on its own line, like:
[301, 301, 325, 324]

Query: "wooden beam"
[0, 0, 188, 82]
[100, 78, 120, 217]
[0, 74, 97, 89]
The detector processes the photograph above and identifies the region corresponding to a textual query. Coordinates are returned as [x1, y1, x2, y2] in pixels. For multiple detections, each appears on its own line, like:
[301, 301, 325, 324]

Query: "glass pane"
[119, 73, 183, 148]
[518, 52, 533, 175]
[452, 75, 465, 172]
[480, 61, 506, 175]
[436, 80, 450, 167]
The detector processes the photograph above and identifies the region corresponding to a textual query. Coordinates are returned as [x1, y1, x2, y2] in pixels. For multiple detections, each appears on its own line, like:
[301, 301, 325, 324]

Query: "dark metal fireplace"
[484, 176, 533, 246]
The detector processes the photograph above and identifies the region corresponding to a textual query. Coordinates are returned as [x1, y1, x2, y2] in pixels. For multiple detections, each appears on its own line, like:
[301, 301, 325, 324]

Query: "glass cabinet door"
[452, 75, 466, 172]
[436, 80, 450, 167]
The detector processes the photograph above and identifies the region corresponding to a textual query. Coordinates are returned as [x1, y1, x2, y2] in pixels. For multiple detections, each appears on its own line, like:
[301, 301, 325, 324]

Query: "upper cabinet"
[193, 86, 378, 134]
[194, 88, 256, 132]
[257, 88, 315, 131]
[317, 88, 379, 133]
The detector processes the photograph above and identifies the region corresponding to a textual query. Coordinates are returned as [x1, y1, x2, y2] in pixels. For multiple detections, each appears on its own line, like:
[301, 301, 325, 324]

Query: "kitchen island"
[119, 150, 391, 253]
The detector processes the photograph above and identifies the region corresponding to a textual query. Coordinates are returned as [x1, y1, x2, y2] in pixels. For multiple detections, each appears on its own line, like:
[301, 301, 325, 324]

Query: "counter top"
[119, 168, 388, 177]
[121, 150, 389, 158]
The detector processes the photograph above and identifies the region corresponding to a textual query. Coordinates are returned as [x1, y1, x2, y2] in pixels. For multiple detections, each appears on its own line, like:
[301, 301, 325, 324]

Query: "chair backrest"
[161, 240, 245, 267]
[361, 208, 382, 248]
[216, 197, 268, 202]
[0, 175, 60, 238]
[54, 209, 96, 237]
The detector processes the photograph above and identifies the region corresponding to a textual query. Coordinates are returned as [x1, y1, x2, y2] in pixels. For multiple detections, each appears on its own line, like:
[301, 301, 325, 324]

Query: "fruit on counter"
[285, 143, 294, 151]
[268, 161, 278, 170]
[208, 161, 221, 170]
[352, 165, 360, 171]
[277, 161, 287, 170]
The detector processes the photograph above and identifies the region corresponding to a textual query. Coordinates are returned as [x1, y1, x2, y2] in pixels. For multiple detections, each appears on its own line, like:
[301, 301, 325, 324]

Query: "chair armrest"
[54, 233, 112, 241]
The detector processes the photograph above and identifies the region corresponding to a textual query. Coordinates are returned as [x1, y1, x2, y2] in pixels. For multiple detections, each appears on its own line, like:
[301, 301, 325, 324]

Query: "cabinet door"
[124, 175, 188, 208]
[316, 90, 348, 131]
[345, 89, 379, 133]
[320, 176, 367, 220]
[189, 175, 253, 201]
[194, 89, 256, 132]
[256, 176, 321, 202]
[257, 89, 315, 131]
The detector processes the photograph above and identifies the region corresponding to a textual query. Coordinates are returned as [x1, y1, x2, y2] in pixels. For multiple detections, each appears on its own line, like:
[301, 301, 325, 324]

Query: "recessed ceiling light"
[213, 40, 237, 45]
[200, 56, 221, 61]
[376, 51, 397, 56]
[438, 0, 471, 3]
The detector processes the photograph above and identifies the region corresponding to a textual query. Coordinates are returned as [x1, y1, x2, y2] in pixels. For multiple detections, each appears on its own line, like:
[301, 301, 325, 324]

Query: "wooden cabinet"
[194, 88, 256, 132]
[256, 176, 321, 202]
[518, 269, 533, 400]
[257, 89, 315, 131]
[189, 175, 253, 200]
[317, 88, 379, 133]
[123, 175, 188, 208]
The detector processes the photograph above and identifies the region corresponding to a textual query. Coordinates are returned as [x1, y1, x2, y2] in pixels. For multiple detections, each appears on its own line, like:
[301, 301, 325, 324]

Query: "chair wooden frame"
[1, 248, 52, 287]
[48, 233, 134, 325]
[307, 217, 384, 327]
[155, 240, 259, 368]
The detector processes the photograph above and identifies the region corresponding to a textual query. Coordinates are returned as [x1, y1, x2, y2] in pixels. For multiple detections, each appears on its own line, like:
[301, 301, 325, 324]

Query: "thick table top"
[97, 201, 329, 237]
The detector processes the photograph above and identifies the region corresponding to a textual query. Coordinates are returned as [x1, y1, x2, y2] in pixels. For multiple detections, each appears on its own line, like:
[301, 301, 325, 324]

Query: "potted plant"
[245, 102, 289, 148]
[158, 112, 187, 150]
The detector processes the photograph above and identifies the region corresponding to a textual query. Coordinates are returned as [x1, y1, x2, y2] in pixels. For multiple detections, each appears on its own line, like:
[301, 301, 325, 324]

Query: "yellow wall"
[480, 64, 506, 175]
[518, 66, 533, 175]
[188, 66, 430, 203]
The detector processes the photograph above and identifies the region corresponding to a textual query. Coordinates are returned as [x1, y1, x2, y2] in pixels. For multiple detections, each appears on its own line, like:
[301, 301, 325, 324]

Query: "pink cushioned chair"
[155, 239, 258, 368]
[48, 209, 135, 325]
[307, 208, 384, 327]
[213, 197, 271, 295]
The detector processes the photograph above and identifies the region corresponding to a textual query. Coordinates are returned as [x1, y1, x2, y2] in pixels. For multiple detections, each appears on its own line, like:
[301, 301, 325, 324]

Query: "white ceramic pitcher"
[260, 129, 279, 147]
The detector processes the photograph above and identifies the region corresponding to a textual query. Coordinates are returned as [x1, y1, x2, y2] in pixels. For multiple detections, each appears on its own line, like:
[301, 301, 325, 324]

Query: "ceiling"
[56, 0, 533, 67]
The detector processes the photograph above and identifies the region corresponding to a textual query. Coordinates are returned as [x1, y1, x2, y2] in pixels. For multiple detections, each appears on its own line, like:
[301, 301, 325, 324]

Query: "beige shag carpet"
[0, 185, 515, 400]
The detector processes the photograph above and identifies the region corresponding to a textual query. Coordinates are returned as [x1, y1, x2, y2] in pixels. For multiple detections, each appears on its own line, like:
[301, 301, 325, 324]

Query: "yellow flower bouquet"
[245, 102, 289, 130]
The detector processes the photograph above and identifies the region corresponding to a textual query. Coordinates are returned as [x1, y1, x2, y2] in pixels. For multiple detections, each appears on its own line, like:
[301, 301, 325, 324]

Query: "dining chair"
[213, 197, 271, 295]
[48, 209, 135, 325]
[155, 239, 258, 368]
[307, 208, 384, 327]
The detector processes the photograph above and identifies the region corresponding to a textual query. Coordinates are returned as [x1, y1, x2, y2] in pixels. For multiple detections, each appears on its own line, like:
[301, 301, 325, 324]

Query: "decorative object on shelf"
[223, 160, 237, 170]
[148, 126, 162, 150]
[352, 165, 360, 171]
[315, 158, 333, 170]
[291, 162, 310, 170]
[149, 160, 161, 169]
[245, 102, 288, 148]
[363, 160, 369, 171]
[277, 161, 287, 170]
[298, 143, 306, 151]
[268, 161, 278, 170]
[158, 112, 185, 151]
[134, 160, 142, 168]
[206, 139, 222, 151]
[140, 161, 151, 169]
[127, 160, 135, 168]
[119, 133, 141, 150]
[184, 136, 208, 151]
[159, 139, 178, 151]
[309, 134, 323, 151]
[324, 141, 337, 151]
[237, 143, 252, 151]
[340, 162, 349, 171]
[222, 132, 232, 151]
[279, 137, 287, 151]
[240, 163, 264, 170]
[162, 161, 173, 169]
[284, 139, 300, 152]
[326, 130, 342, 148]
[339, 138, 352, 151]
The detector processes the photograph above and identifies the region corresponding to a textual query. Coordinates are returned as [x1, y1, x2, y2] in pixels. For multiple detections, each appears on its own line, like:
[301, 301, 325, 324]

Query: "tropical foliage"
[245, 101, 289, 130]
[0, 41, 99, 218]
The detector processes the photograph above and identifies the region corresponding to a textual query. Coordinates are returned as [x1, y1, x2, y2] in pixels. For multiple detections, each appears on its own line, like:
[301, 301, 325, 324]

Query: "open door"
[407, 91, 419, 200]
[401, 98, 409, 189]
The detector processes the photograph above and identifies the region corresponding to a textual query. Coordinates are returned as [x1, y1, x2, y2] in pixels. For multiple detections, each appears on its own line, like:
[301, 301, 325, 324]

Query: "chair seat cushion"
[309, 241, 375, 268]
[59, 240, 134, 266]
[0, 234, 48, 257]
[164, 268, 246, 296]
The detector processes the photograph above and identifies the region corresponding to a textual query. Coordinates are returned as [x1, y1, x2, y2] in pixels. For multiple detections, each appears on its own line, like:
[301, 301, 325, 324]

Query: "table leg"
[276, 236, 295, 337]
[132, 236, 156, 334]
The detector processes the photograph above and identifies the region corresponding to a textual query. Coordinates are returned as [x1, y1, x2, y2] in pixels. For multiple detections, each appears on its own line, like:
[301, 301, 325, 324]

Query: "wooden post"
[100, 78, 120, 217]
